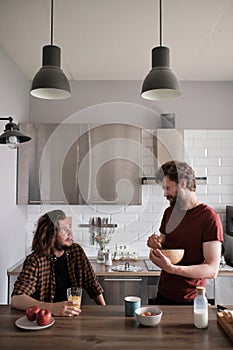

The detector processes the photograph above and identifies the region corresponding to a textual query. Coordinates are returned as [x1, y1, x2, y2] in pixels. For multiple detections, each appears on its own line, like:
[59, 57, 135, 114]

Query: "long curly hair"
[32, 209, 66, 256]
[155, 160, 196, 192]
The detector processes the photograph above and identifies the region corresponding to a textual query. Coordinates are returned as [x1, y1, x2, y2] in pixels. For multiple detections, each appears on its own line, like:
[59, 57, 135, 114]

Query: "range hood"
[141, 128, 184, 184]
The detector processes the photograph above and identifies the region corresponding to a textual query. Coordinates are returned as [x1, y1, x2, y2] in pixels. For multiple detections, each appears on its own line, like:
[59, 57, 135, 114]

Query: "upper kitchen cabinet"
[17, 123, 142, 205]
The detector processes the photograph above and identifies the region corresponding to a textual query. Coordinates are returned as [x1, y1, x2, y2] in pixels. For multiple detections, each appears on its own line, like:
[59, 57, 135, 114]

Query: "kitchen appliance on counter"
[226, 206, 233, 236]
[224, 206, 233, 266]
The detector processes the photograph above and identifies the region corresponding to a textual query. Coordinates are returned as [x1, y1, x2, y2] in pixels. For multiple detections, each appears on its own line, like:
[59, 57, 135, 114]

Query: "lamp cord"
[50, 0, 54, 45]
[159, 0, 162, 46]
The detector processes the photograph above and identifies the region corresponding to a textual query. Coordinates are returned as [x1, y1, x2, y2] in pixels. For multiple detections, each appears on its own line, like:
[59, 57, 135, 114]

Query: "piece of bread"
[223, 310, 233, 324]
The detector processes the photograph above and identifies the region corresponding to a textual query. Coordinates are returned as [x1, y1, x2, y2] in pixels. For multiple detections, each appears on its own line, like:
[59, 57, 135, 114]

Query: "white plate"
[15, 315, 55, 330]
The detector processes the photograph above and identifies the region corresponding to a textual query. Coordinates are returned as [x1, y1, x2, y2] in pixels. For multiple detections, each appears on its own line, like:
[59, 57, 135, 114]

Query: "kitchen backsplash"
[26, 130, 233, 258]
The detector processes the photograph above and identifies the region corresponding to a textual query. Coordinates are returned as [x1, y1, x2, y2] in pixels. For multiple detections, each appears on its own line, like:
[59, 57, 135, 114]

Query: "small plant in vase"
[95, 233, 111, 263]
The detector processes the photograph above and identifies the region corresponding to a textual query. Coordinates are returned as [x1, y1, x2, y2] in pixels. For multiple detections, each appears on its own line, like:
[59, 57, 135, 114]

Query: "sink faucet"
[124, 262, 130, 270]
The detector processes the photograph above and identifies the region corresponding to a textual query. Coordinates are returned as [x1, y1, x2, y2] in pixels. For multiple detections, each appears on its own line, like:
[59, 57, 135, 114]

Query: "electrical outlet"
[116, 244, 128, 251]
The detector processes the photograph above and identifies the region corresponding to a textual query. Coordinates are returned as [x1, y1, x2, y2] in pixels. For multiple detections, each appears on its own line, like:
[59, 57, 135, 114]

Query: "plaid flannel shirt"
[12, 243, 103, 302]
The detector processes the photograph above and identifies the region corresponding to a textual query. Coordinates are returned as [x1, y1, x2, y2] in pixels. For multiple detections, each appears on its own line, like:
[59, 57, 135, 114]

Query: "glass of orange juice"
[67, 287, 82, 308]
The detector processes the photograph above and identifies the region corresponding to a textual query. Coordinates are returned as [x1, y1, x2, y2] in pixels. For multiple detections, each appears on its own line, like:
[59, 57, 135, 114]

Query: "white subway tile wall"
[26, 130, 233, 258]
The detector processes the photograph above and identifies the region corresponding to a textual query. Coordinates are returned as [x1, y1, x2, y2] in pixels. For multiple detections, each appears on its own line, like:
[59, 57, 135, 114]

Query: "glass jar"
[105, 250, 112, 266]
[97, 247, 105, 264]
[193, 286, 208, 328]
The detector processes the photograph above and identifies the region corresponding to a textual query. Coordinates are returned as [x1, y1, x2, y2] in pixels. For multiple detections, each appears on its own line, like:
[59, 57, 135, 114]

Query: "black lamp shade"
[0, 120, 31, 146]
[141, 46, 181, 100]
[30, 45, 71, 100]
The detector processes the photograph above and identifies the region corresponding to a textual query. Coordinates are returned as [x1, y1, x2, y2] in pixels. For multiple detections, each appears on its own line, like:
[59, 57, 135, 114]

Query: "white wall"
[30, 80, 233, 129]
[0, 46, 30, 304]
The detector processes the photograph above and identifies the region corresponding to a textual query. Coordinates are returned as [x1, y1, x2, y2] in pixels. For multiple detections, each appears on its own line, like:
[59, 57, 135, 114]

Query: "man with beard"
[147, 160, 223, 305]
[11, 210, 106, 316]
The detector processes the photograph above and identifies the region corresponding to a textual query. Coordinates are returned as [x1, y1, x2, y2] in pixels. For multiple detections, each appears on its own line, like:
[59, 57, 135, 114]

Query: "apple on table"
[26, 305, 40, 321]
[36, 309, 52, 326]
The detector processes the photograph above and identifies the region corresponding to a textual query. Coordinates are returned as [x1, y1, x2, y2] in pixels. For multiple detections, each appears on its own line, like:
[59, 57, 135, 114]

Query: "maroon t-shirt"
[158, 203, 223, 302]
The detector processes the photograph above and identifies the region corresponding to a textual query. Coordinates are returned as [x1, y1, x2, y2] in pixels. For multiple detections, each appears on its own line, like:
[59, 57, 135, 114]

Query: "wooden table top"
[0, 304, 232, 350]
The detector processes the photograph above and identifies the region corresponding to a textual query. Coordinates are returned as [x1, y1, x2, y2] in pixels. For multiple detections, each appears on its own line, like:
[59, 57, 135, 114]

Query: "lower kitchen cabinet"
[82, 276, 150, 305]
[98, 276, 148, 305]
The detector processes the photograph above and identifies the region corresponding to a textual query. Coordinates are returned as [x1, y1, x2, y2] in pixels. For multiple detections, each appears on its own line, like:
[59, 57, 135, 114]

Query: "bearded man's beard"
[54, 238, 72, 251]
[167, 196, 176, 207]
[168, 194, 186, 210]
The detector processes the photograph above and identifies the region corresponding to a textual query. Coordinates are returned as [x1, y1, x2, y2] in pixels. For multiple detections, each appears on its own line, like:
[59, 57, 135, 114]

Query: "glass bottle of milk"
[194, 286, 208, 328]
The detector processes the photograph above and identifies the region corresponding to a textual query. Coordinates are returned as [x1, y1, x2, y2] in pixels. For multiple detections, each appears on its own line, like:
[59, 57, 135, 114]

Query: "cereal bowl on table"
[159, 249, 184, 264]
[135, 307, 162, 327]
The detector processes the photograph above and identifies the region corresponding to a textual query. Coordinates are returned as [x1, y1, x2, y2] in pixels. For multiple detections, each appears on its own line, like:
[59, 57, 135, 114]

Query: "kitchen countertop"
[7, 258, 160, 277]
[0, 304, 232, 349]
[7, 258, 233, 277]
[90, 259, 161, 276]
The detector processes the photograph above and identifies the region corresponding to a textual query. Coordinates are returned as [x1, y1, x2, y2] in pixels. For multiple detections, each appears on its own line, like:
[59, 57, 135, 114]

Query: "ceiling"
[0, 0, 233, 82]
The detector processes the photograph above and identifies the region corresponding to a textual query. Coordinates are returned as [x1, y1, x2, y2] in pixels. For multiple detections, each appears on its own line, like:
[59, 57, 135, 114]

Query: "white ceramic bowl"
[135, 307, 162, 327]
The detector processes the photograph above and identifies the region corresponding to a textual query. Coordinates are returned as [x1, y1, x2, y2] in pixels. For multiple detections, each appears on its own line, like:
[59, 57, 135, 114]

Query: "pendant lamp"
[141, 0, 181, 100]
[30, 0, 71, 100]
[0, 117, 31, 149]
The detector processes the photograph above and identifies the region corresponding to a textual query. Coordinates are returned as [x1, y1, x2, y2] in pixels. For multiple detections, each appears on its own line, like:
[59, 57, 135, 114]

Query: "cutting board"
[217, 311, 233, 342]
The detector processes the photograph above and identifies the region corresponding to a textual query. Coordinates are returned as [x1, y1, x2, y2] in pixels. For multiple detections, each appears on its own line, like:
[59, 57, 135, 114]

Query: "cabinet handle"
[29, 200, 66, 204]
[103, 278, 142, 282]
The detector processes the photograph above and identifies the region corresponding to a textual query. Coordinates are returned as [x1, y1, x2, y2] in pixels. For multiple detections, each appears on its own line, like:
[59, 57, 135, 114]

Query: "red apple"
[26, 305, 40, 321]
[36, 308, 52, 326]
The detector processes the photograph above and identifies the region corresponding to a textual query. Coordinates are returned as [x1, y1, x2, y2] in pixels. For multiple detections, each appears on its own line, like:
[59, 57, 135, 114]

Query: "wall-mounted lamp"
[30, 0, 71, 100]
[0, 117, 31, 149]
[141, 0, 181, 100]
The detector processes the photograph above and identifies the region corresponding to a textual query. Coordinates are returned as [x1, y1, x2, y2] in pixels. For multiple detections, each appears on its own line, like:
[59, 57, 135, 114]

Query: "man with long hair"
[11, 209, 106, 316]
[147, 160, 223, 305]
